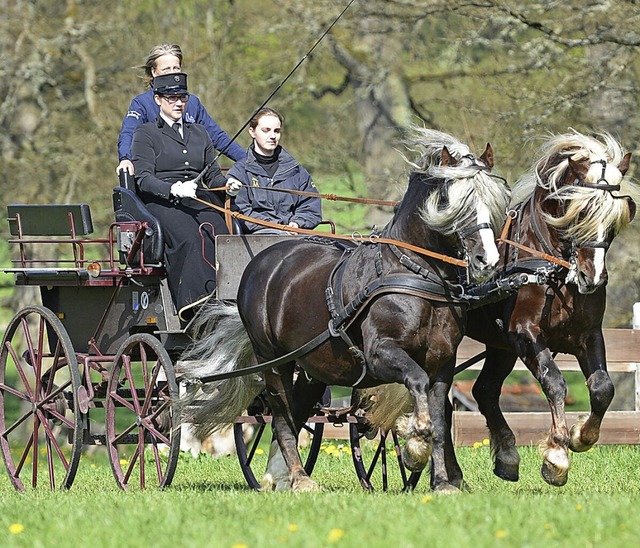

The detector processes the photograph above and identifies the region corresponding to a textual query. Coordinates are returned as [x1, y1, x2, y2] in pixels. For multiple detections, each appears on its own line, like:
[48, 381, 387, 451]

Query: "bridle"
[499, 158, 623, 274]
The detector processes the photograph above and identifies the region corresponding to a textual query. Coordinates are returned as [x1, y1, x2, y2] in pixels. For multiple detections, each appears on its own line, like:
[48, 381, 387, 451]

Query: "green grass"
[0, 444, 638, 547]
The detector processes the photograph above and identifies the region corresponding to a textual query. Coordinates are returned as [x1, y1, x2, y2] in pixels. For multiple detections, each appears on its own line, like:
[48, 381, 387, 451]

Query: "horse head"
[418, 139, 508, 283]
[528, 131, 637, 294]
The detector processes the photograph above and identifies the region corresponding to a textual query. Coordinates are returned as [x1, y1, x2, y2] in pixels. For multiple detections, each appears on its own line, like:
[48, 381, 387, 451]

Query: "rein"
[205, 185, 399, 208]
[192, 195, 468, 267]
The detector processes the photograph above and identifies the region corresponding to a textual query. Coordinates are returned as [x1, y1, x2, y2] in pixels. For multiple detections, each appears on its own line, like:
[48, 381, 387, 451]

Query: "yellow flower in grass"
[231, 544, 248, 548]
[421, 495, 433, 504]
[495, 529, 507, 539]
[482, 438, 490, 446]
[9, 523, 25, 534]
[120, 459, 129, 466]
[327, 528, 345, 543]
[472, 442, 483, 449]
[576, 504, 583, 512]
[287, 524, 298, 533]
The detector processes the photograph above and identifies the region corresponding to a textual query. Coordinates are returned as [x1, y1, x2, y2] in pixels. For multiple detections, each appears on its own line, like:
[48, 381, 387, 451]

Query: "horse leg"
[369, 344, 438, 479]
[569, 331, 614, 452]
[472, 347, 521, 482]
[429, 359, 466, 492]
[262, 365, 321, 492]
[520, 347, 571, 487]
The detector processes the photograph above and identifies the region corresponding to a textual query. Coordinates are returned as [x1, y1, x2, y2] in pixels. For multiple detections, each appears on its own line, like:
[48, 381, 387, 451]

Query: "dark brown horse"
[364, 130, 638, 489]
[179, 128, 511, 492]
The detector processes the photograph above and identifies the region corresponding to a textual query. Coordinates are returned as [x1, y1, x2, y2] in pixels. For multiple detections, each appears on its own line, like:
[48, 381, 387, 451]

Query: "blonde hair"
[138, 44, 183, 88]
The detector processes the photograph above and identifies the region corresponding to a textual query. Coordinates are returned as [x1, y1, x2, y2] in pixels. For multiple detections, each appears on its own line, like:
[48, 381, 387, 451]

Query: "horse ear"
[619, 152, 632, 176]
[441, 146, 454, 167]
[480, 143, 494, 169]
[567, 158, 589, 183]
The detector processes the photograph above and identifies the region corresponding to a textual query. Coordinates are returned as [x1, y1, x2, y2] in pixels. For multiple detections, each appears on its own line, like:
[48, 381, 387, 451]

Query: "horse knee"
[587, 370, 614, 414]
[539, 368, 567, 404]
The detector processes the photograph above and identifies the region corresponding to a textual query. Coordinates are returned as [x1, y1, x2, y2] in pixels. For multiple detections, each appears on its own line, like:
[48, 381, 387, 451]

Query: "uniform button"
[184, 161, 190, 166]
[183, 149, 187, 154]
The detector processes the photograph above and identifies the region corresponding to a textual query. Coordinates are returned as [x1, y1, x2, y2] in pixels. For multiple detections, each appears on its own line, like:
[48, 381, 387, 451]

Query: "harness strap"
[189, 328, 333, 385]
[497, 196, 570, 269]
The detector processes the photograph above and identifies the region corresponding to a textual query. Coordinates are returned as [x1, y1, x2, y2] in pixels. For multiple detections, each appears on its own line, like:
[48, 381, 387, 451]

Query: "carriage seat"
[112, 171, 164, 267]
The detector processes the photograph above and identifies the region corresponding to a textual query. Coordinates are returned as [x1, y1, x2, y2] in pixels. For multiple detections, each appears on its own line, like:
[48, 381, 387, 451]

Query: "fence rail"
[452, 328, 640, 445]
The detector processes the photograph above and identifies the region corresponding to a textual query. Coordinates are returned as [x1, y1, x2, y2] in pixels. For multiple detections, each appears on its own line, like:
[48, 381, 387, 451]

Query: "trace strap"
[184, 329, 332, 385]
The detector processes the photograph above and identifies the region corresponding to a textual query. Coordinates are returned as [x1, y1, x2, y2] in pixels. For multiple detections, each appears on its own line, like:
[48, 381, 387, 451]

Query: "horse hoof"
[401, 439, 432, 472]
[292, 477, 320, 493]
[541, 461, 569, 487]
[494, 459, 519, 482]
[433, 483, 461, 495]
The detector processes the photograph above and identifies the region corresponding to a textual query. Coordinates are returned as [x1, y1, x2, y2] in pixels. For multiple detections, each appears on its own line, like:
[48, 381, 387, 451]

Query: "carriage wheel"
[0, 305, 83, 491]
[233, 393, 325, 490]
[105, 333, 180, 490]
[349, 390, 422, 492]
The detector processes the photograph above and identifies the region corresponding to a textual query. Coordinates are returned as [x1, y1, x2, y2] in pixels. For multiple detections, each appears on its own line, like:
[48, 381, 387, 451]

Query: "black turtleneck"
[252, 144, 281, 179]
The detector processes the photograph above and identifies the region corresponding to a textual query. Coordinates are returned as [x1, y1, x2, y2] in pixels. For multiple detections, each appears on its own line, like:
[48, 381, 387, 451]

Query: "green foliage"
[1, 0, 639, 322]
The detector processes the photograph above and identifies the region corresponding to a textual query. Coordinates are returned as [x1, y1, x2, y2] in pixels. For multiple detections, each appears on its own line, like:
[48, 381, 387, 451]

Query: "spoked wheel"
[233, 392, 325, 490]
[349, 390, 422, 492]
[105, 333, 180, 490]
[0, 305, 83, 491]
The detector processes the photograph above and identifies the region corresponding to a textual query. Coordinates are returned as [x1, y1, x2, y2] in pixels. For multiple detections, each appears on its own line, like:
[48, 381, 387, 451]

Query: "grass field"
[0, 442, 638, 548]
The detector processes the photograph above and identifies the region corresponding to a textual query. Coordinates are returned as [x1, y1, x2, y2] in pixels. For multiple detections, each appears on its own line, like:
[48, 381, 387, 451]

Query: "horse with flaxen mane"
[364, 130, 638, 489]
[178, 127, 511, 492]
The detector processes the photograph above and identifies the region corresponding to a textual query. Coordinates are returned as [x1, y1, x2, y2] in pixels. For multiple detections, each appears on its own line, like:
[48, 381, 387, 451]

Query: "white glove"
[170, 180, 198, 199]
[226, 178, 243, 196]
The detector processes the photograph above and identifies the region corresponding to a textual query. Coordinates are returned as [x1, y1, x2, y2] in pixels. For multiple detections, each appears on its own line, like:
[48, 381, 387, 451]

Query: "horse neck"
[516, 187, 564, 256]
[385, 175, 457, 275]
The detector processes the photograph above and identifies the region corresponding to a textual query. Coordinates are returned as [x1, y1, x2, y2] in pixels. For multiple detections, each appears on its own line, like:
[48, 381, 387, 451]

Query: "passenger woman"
[227, 107, 322, 234]
[117, 43, 245, 175]
[131, 73, 241, 319]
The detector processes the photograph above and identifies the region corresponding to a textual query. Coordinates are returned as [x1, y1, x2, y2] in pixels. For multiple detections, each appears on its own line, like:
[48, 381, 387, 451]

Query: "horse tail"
[177, 301, 265, 438]
[358, 384, 413, 432]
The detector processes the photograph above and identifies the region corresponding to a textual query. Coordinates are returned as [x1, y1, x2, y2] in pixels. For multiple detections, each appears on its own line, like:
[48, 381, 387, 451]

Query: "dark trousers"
[145, 199, 229, 311]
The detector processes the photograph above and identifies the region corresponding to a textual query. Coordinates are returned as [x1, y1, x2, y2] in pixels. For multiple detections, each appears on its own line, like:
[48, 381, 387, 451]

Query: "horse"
[178, 127, 511, 492]
[362, 130, 638, 489]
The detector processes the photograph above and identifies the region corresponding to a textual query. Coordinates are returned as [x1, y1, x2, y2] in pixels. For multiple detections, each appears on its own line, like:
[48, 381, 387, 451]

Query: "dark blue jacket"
[229, 146, 322, 233]
[118, 88, 246, 163]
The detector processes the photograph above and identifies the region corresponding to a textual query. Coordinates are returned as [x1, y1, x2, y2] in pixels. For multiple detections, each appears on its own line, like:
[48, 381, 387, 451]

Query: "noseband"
[573, 159, 621, 192]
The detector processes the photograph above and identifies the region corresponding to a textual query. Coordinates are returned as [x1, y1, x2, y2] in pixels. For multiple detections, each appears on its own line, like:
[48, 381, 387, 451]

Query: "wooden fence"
[452, 328, 640, 446]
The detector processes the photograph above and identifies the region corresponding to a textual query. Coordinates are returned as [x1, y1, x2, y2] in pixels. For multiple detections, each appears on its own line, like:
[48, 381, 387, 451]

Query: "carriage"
[1, 129, 635, 493]
[0, 176, 423, 492]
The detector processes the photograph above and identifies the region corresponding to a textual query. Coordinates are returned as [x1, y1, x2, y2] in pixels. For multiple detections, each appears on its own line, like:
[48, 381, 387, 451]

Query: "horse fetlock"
[568, 422, 597, 452]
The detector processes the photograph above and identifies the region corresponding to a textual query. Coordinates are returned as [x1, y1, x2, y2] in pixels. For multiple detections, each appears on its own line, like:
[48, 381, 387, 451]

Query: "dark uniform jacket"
[131, 116, 227, 208]
[130, 116, 229, 312]
[228, 145, 322, 233]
